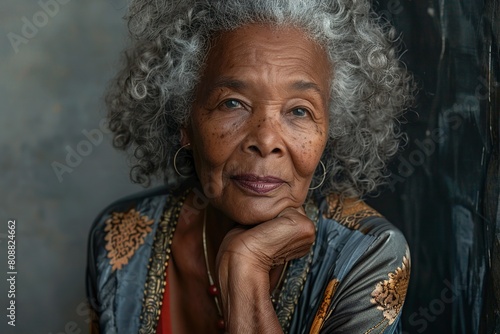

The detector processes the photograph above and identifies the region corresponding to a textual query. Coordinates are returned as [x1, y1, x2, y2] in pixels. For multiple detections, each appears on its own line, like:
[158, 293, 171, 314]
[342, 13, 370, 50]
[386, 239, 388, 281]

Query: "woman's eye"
[291, 107, 308, 117]
[222, 99, 242, 109]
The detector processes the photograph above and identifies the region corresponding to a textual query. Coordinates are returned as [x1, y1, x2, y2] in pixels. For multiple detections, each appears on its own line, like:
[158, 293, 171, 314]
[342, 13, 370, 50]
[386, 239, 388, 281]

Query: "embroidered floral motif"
[370, 253, 410, 325]
[104, 209, 154, 271]
[309, 278, 340, 334]
[324, 193, 382, 230]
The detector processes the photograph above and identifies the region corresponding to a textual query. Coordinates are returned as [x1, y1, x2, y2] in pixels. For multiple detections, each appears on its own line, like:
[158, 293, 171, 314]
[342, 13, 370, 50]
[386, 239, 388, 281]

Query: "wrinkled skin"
[173, 23, 331, 333]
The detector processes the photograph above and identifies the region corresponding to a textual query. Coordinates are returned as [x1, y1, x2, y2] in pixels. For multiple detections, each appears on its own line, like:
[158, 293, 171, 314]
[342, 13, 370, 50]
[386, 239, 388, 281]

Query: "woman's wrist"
[216, 226, 276, 274]
[218, 249, 271, 300]
[218, 253, 283, 333]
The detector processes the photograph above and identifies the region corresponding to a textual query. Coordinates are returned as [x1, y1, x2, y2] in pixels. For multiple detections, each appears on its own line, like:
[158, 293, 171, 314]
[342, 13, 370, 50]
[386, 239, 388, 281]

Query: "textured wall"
[369, 0, 500, 333]
[0, 1, 143, 333]
[0, 0, 498, 333]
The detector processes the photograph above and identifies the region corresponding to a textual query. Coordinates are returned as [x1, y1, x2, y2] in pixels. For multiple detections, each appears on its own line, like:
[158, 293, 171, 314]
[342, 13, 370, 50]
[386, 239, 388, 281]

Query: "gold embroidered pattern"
[369, 252, 410, 326]
[324, 193, 382, 230]
[309, 278, 340, 334]
[104, 209, 154, 271]
[138, 190, 188, 334]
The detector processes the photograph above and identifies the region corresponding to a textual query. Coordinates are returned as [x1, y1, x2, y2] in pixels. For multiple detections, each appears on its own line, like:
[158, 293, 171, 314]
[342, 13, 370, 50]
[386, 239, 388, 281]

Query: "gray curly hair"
[106, 0, 413, 197]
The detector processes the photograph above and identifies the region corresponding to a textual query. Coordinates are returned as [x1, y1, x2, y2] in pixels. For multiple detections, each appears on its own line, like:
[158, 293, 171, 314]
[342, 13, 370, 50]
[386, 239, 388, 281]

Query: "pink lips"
[231, 174, 285, 194]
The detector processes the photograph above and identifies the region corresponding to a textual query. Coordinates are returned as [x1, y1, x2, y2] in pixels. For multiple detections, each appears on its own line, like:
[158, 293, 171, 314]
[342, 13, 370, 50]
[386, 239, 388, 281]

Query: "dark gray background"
[0, 1, 143, 333]
[1, 0, 498, 333]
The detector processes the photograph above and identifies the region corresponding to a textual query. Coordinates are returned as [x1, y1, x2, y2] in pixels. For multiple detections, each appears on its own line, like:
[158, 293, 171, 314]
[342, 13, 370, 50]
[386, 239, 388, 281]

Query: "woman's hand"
[216, 206, 316, 333]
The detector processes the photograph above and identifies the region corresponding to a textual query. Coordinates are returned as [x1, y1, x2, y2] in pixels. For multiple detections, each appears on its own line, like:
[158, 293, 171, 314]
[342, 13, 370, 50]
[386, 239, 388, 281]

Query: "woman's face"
[183, 23, 331, 224]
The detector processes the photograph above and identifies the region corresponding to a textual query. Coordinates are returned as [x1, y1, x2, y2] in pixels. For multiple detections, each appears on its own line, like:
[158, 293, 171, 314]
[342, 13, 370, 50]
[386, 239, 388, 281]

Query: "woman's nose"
[242, 112, 285, 158]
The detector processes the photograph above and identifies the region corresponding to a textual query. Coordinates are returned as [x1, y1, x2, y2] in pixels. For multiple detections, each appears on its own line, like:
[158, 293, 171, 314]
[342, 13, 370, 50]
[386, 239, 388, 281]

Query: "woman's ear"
[180, 126, 191, 147]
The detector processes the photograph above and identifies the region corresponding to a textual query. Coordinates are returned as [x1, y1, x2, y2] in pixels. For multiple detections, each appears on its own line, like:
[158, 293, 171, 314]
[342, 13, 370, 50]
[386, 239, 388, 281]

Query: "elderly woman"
[87, 0, 413, 333]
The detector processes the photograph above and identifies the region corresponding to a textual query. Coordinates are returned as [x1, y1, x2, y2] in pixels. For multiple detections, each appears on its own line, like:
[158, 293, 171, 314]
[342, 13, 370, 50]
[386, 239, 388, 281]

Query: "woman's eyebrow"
[200, 77, 248, 102]
[204, 78, 324, 99]
[211, 77, 248, 91]
[290, 80, 323, 95]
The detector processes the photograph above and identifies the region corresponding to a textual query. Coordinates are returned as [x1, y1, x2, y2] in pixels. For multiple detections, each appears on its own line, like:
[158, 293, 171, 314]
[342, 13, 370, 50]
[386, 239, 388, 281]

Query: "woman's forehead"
[208, 24, 329, 64]
[198, 23, 332, 97]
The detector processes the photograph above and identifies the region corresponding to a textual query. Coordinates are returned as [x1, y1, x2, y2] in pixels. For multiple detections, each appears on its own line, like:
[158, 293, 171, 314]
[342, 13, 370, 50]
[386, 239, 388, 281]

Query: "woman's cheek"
[294, 144, 323, 175]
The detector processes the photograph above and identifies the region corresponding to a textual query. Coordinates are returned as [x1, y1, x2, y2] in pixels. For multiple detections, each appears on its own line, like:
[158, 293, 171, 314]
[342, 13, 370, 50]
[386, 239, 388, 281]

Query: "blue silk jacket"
[86, 185, 410, 333]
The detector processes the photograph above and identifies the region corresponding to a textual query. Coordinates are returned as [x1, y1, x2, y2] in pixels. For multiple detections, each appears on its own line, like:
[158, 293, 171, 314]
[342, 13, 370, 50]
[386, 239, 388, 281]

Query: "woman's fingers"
[218, 207, 316, 272]
[215, 207, 314, 332]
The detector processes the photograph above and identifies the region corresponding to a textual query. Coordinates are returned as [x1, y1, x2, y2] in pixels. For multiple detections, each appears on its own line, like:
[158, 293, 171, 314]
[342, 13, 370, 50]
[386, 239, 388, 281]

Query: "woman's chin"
[212, 198, 297, 226]
[231, 212, 278, 226]
[202, 181, 308, 225]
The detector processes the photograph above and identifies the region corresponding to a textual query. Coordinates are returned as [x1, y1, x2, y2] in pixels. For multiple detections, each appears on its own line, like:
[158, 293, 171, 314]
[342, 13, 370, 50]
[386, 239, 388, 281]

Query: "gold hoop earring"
[173, 143, 191, 177]
[309, 160, 326, 190]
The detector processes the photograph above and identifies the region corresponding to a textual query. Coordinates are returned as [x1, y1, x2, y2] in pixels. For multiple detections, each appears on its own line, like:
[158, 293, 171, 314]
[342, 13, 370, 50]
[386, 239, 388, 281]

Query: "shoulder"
[315, 192, 409, 276]
[88, 187, 168, 254]
[86, 186, 171, 301]
[88, 185, 174, 232]
[87, 185, 172, 267]
[85, 186, 181, 332]
[90, 186, 171, 231]
[307, 193, 410, 333]
[322, 193, 388, 231]
[317, 193, 408, 251]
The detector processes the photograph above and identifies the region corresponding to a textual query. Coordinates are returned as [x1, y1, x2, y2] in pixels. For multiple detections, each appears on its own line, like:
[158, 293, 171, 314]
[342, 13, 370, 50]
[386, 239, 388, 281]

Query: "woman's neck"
[178, 188, 286, 297]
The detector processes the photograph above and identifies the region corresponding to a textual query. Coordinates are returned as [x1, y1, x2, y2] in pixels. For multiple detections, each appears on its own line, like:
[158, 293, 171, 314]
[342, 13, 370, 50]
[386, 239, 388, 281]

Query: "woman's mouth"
[231, 174, 285, 194]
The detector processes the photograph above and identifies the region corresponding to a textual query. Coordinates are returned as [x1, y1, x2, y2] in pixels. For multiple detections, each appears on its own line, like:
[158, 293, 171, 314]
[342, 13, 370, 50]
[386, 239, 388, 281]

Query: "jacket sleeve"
[84, 186, 170, 334]
[85, 204, 110, 334]
[315, 224, 411, 334]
